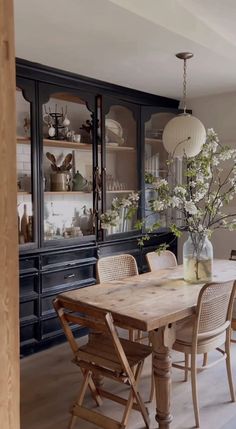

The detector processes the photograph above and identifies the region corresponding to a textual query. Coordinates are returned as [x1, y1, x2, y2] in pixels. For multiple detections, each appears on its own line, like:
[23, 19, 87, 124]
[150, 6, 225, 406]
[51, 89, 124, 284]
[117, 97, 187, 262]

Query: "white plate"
[105, 119, 123, 138]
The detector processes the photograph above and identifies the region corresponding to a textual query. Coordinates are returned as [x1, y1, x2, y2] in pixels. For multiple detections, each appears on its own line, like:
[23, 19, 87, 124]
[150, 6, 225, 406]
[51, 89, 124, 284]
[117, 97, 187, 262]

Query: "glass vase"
[183, 233, 213, 283]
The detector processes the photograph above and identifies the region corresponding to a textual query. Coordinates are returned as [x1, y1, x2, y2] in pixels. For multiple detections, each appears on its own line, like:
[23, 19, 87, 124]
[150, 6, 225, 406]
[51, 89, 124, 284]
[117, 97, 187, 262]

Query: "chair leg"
[202, 353, 208, 367]
[191, 353, 200, 428]
[68, 415, 76, 429]
[121, 362, 144, 428]
[124, 360, 150, 429]
[184, 353, 189, 382]
[69, 370, 92, 429]
[225, 332, 236, 402]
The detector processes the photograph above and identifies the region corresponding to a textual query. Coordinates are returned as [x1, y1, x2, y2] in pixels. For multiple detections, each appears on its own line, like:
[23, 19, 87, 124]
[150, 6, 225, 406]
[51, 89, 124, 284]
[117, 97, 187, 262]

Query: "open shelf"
[106, 144, 135, 152]
[44, 191, 92, 195]
[106, 190, 135, 193]
[17, 136, 30, 143]
[145, 137, 162, 144]
[43, 139, 92, 150]
[17, 136, 136, 152]
[17, 192, 31, 195]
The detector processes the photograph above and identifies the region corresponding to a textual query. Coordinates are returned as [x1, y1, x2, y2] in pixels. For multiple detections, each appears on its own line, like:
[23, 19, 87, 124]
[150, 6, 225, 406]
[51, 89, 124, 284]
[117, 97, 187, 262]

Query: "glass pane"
[105, 105, 138, 234]
[144, 111, 176, 229]
[16, 88, 34, 247]
[42, 92, 94, 242]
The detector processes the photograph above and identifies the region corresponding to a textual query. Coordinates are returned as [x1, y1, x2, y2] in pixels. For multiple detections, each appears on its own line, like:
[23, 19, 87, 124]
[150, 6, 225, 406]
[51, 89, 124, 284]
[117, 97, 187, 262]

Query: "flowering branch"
[100, 129, 236, 253]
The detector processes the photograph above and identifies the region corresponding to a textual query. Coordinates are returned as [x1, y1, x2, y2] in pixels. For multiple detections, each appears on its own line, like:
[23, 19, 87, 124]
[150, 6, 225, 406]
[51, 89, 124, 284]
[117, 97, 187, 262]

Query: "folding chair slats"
[72, 405, 121, 429]
[53, 297, 151, 429]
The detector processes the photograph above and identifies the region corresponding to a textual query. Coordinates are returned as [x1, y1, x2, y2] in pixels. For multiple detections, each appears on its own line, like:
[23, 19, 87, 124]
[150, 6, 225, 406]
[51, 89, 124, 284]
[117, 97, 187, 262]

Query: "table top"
[59, 260, 236, 332]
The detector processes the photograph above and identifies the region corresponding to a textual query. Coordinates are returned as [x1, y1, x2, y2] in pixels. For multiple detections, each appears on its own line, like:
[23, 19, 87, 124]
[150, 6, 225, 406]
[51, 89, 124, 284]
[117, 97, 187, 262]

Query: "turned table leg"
[150, 325, 176, 429]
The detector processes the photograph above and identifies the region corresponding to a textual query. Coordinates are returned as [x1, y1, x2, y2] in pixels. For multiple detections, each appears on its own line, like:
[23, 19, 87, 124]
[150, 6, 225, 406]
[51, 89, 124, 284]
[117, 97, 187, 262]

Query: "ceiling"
[14, 0, 236, 100]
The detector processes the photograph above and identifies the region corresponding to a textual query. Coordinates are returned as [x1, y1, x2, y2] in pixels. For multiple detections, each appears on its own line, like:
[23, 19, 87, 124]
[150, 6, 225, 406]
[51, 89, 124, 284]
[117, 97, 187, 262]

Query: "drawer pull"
[64, 273, 76, 280]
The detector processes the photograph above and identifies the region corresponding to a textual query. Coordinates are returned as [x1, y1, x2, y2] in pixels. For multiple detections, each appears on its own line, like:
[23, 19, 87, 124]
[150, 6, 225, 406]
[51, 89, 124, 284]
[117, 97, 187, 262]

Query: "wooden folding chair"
[53, 297, 151, 429]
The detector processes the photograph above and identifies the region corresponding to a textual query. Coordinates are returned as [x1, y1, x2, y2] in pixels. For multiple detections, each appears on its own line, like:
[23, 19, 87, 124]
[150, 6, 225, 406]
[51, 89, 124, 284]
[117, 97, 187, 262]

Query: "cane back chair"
[96, 254, 139, 341]
[172, 280, 236, 428]
[53, 296, 151, 429]
[229, 250, 236, 336]
[146, 250, 177, 272]
[96, 254, 138, 283]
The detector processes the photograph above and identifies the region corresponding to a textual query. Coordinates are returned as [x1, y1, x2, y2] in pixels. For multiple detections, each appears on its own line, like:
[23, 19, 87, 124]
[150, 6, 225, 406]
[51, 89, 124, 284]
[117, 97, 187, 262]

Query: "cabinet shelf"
[17, 136, 136, 152]
[107, 190, 135, 193]
[18, 192, 31, 195]
[145, 137, 162, 144]
[44, 191, 92, 195]
[43, 139, 92, 150]
[17, 136, 30, 143]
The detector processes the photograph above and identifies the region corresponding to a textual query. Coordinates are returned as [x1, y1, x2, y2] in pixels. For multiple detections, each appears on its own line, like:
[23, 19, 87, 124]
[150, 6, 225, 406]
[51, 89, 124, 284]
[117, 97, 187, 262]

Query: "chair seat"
[76, 332, 152, 371]
[174, 317, 226, 353]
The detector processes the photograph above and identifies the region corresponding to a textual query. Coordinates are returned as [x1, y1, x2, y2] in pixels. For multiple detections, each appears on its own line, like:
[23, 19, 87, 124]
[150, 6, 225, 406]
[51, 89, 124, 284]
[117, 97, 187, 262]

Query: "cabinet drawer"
[41, 316, 85, 339]
[41, 295, 57, 317]
[41, 317, 62, 339]
[20, 257, 39, 272]
[41, 247, 97, 269]
[20, 322, 38, 345]
[20, 274, 39, 299]
[20, 300, 38, 322]
[42, 264, 96, 293]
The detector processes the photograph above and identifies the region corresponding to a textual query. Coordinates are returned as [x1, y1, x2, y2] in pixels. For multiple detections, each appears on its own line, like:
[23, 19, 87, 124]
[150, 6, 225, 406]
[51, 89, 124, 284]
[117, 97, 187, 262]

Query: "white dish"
[105, 119, 123, 138]
[107, 142, 119, 147]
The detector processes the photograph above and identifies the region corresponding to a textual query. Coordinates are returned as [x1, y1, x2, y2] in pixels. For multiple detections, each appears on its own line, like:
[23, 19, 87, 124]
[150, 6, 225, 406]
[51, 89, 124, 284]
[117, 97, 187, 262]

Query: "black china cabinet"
[16, 59, 179, 355]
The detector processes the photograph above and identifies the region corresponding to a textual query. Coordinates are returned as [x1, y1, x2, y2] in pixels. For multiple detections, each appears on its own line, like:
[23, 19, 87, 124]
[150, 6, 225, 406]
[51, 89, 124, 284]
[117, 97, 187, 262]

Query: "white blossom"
[184, 200, 198, 215]
[154, 179, 168, 190]
[171, 196, 181, 208]
[152, 200, 165, 211]
[100, 129, 236, 242]
[174, 186, 186, 196]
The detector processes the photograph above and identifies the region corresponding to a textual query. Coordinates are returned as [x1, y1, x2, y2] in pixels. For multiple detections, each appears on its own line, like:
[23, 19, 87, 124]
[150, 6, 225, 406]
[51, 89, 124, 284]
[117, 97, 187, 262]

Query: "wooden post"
[0, 1, 19, 429]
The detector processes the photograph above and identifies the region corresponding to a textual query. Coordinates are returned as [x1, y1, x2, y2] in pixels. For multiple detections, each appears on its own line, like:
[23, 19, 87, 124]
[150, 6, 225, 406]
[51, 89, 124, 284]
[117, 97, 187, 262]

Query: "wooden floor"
[21, 338, 236, 429]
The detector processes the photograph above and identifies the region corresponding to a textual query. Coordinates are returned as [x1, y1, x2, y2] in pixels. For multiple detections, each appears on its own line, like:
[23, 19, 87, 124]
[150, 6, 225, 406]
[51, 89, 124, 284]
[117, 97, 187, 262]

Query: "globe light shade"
[162, 114, 206, 158]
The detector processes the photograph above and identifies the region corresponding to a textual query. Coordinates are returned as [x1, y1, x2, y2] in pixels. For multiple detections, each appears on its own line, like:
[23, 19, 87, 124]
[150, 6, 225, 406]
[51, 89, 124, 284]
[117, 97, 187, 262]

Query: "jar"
[183, 233, 213, 283]
[50, 172, 68, 192]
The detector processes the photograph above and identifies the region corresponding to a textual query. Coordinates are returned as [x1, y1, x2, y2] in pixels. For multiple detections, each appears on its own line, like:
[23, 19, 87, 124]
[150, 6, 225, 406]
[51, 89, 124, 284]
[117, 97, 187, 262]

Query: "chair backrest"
[53, 297, 134, 376]
[96, 254, 138, 283]
[230, 250, 236, 260]
[195, 281, 236, 339]
[146, 250, 177, 272]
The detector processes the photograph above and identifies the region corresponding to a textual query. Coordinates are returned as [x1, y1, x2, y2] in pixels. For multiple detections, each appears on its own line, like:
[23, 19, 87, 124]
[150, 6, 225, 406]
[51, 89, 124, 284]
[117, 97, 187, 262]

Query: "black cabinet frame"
[16, 58, 179, 355]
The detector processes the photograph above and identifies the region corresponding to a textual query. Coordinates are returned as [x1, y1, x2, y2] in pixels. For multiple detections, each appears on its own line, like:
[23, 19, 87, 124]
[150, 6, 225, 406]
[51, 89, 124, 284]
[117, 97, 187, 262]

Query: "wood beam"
[0, 0, 19, 428]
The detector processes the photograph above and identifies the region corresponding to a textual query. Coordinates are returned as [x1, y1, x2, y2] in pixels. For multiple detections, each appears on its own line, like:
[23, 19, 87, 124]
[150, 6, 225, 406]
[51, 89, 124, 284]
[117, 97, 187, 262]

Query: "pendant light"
[162, 52, 206, 158]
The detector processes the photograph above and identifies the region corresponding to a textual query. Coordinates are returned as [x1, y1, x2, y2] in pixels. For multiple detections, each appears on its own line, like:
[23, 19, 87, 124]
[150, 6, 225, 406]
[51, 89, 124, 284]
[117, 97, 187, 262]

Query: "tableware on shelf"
[21, 204, 28, 242]
[50, 172, 68, 192]
[73, 134, 81, 143]
[72, 170, 88, 191]
[48, 125, 56, 138]
[105, 118, 124, 145]
[62, 114, 70, 127]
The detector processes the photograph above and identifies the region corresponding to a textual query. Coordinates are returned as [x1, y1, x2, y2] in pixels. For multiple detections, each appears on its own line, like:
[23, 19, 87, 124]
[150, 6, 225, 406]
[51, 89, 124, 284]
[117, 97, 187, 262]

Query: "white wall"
[178, 91, 236, 262]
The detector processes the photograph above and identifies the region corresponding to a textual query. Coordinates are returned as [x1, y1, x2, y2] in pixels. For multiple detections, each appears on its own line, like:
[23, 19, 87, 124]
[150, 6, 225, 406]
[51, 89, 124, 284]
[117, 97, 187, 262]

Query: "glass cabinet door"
[103, 101, 139, 236]
[41, 90, 95, 244]
[16, 85, 36, 249]
[144, 109, 177, 230]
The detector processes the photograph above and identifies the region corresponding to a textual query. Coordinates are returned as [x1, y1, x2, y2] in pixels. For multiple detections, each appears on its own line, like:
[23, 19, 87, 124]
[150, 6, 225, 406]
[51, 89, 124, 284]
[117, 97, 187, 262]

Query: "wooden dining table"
[58, 259, 236, 429]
